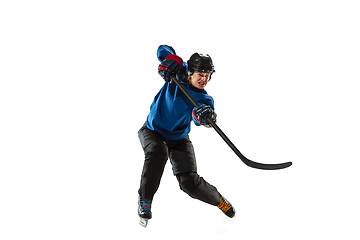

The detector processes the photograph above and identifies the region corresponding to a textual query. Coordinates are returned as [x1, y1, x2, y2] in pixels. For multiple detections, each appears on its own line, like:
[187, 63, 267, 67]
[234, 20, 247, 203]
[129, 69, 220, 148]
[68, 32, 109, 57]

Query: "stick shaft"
[171, 76, 292, 170]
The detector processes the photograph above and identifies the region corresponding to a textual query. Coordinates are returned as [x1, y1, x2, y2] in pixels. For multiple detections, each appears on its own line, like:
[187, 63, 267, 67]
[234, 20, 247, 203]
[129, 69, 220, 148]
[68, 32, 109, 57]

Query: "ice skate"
[217, 196, 235, 218]
[138, 196, 152, 227]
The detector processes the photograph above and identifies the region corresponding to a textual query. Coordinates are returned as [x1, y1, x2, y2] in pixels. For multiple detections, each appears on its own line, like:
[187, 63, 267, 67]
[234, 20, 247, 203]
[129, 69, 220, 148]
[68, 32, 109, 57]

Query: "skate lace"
[218, 197, 231, 213]
[139, 198, 152, 212]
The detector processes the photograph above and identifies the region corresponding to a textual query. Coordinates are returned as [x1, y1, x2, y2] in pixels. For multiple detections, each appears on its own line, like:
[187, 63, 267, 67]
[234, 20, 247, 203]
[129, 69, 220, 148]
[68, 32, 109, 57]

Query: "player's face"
[189, 71, 211, 89]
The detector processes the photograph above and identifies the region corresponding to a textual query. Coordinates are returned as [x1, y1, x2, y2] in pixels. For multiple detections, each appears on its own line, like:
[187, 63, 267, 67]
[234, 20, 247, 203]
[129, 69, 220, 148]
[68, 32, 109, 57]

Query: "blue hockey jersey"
[146, 45, 215, 140]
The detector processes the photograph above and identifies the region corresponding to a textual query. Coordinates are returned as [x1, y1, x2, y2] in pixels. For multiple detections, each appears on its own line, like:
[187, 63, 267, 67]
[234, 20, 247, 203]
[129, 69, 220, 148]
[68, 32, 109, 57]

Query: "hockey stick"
[171, 76, 292, 170]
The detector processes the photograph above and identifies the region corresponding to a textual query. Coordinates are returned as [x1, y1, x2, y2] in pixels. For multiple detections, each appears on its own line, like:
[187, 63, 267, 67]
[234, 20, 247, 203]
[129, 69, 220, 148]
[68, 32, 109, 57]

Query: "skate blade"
[139, 218, 148, 228]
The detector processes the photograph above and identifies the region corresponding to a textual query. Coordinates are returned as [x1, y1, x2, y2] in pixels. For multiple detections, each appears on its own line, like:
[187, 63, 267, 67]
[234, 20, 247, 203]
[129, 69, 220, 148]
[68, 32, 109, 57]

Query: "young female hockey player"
[137, 45, 235, 226]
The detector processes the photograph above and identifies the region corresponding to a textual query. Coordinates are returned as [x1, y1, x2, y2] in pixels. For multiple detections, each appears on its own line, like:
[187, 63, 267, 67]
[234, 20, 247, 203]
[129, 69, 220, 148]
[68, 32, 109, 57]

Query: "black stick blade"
[244, 159, 293, 170]
[210, 120, 292, 170]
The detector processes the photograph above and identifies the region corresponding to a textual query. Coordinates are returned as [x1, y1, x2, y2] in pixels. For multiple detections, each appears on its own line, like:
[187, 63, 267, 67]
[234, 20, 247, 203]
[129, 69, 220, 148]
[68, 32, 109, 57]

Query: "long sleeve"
[157, 45, 177, 62]
[156, 44, 188, 82]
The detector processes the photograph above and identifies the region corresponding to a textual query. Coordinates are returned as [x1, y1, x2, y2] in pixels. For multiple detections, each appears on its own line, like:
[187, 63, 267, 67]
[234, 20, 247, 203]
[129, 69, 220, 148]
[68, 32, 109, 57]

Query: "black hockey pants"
[138, 124, 221, 206]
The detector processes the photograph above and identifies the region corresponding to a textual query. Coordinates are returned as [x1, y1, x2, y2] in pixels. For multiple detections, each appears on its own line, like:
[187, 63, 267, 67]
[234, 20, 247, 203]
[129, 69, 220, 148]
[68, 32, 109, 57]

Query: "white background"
[1, 0, 360, 239]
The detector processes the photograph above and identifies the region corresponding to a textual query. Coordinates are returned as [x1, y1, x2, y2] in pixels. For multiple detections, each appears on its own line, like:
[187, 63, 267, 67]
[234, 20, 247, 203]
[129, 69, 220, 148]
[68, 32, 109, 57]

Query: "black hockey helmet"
[187, 53, 215, 76]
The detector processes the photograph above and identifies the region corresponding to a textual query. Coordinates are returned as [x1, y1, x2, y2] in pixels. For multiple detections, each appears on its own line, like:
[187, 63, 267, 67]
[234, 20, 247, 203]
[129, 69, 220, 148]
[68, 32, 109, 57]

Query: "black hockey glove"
[192, 105, 217, 127]
[158, 54, 183, 82]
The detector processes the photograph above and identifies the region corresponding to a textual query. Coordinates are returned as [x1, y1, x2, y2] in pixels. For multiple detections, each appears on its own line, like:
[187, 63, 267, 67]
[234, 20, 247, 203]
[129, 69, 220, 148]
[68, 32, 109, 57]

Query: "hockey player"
[137, 45, 235, 227]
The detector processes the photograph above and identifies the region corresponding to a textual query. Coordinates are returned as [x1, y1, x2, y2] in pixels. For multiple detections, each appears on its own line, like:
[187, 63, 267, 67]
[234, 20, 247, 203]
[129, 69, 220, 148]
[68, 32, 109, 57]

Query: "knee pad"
[145, 142, 168, 161]
[176, 172, 200, 194]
